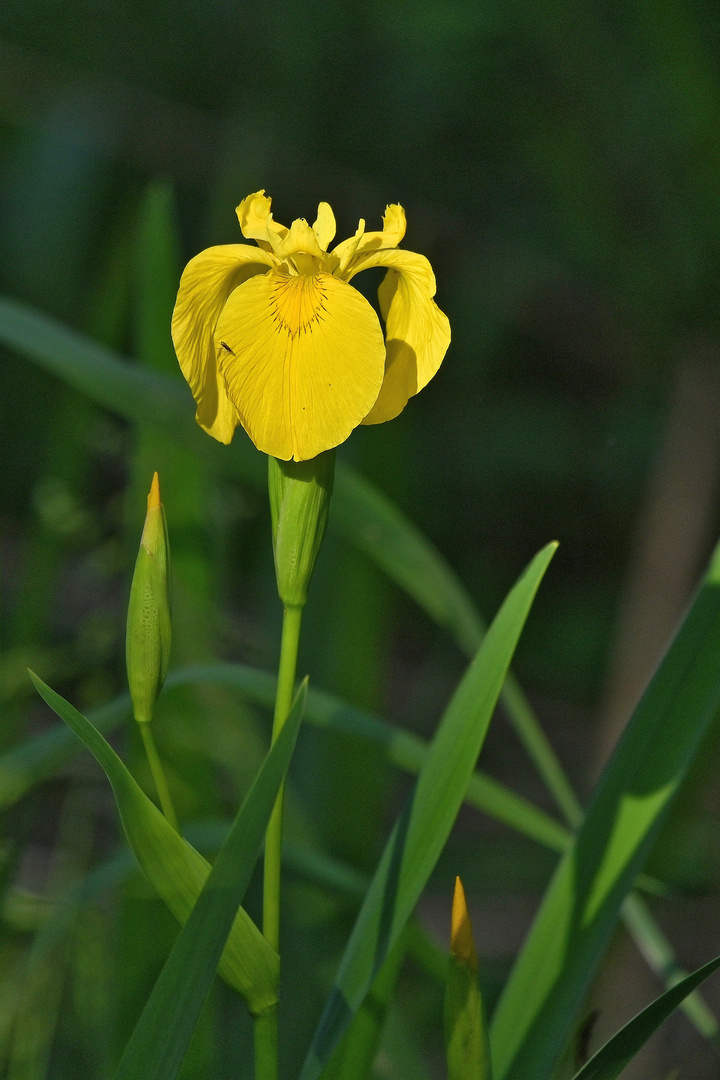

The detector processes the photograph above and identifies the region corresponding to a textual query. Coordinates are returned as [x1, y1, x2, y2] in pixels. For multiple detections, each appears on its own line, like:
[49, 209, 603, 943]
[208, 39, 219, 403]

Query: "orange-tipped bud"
[445, 876, 491, 1079]
[451, 876, 478, 973]
[147, 470, 161, 511]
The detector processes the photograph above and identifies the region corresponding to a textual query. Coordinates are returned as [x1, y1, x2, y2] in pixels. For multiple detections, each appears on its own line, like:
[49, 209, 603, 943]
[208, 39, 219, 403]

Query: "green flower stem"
[254, 1008, 279, 1080]
[264, 603, 303, 949]
[138, 722, 178, 832]
[256, 603, 303, 1080]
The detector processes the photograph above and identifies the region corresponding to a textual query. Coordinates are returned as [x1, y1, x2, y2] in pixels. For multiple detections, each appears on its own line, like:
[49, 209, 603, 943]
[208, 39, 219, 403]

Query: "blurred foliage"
[3, 0, 720, 1076]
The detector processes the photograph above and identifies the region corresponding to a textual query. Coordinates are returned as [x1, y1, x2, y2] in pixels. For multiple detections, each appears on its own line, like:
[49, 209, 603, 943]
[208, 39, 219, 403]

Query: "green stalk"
[254, 1009, 279, 1080]
[255, 603, 303, 1080]
[264, 604, 304, 947]
[139, 723, 178, 832]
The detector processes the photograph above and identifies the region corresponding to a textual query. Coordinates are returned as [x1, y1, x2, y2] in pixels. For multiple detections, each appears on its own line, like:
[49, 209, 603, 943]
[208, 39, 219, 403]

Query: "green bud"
[126, 473, 171, 724]
[268, 450, 335, 608]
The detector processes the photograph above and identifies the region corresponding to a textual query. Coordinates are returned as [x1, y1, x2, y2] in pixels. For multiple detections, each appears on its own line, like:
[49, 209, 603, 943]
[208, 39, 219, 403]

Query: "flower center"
[270, 271, 327, 337]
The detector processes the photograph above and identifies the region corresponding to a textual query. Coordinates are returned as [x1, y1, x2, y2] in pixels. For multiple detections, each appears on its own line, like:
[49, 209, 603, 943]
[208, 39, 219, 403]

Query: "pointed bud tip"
[451, 876, 478, 969]
[147, 472, 161, 511]
[128, 471, 171, 724]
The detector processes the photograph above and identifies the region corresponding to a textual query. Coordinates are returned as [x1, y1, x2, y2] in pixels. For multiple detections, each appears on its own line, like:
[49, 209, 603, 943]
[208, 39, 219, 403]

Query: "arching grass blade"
[300, 543, 556, 1080]
[27, 672, 279, 1015]
[112, 679, 307, 1080]
[571, 955, 720, 1080]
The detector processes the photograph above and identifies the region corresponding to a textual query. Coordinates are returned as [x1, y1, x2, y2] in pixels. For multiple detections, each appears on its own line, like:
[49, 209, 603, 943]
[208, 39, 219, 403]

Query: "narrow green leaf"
[320, 931, 409, 1080]
[113, 680, 307, 1080]
[490, 539, 720, 1080]
[571, 954, 720, 1080]
[300, 543, 557, 1080]
[620, 892, 719, 1044]
[135, 181, 182, 375]
[0, 297, 214, 460]
[28, 672, 279, 1016]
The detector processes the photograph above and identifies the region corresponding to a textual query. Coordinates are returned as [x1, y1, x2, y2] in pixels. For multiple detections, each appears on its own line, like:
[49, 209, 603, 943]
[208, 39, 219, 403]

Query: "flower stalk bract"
[268, 450, 335, 608]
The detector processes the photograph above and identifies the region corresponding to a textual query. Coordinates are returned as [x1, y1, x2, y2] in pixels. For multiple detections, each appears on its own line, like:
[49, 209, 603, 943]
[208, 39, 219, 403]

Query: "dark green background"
[2, 2, 720, 1077]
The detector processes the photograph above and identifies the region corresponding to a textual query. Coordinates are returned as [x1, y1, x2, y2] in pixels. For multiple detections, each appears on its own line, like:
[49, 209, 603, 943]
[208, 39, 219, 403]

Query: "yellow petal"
[266, 217, 324, 263]
[236, 191, 288, 249]
[331, 204, 406, 269]
[330, 218, 366, 277]
[345, 204, 406, 258]
[213, 270, 386, 460]
[171, 244, 275, 443]
[313, 202, 336, 251]
[345, 248, 450, 424]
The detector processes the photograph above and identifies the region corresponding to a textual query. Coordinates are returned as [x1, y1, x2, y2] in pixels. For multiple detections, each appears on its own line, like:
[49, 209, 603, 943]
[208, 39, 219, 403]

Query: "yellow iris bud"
[445, 877, 492, 1080]
[126, 473, 172, 724]
[451, 875, 479, 971]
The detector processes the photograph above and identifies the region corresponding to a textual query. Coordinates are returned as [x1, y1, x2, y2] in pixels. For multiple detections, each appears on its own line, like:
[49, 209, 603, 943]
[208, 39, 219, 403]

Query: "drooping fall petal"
[213, 269, 386, 460]
[171, 244, 275, 443]
[346, 247, 451, 425]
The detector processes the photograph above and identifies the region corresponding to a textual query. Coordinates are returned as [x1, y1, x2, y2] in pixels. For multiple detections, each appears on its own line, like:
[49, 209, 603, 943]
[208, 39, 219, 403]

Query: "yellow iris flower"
[171, 191, 450, 462]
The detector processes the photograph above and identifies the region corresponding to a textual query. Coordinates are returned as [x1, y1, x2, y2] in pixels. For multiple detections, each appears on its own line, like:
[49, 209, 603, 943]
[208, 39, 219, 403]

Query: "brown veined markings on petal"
[270, 272, 327, 337]
[285, 283, 385, 460]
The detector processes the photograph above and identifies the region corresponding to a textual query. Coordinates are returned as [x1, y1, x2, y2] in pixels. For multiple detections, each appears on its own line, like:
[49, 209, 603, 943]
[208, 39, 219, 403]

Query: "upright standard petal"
[313, 202, 336, 251]
[266, 217, 324, 263]
[353, 204, 406, 254]
[213, 269, 386, 461]
[346, 248, 450, 425]
[171, 244, 275, 443]
[236, 191, 288, 250]
[330, 204, 406, 268]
